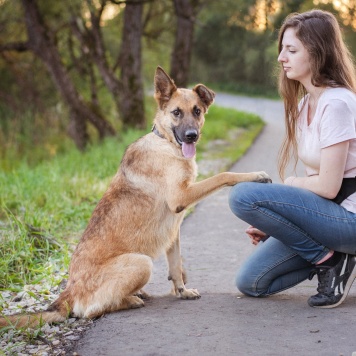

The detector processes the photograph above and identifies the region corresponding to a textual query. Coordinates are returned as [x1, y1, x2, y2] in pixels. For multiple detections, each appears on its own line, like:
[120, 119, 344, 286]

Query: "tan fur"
[0, 67, 270, 328]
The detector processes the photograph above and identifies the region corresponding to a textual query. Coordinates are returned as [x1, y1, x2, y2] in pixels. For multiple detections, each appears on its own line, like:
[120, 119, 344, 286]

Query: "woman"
[229, 9, 356, 308]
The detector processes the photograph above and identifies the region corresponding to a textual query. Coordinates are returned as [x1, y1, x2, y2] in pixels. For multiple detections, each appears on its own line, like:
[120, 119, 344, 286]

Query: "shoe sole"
[312, 264, 356, 309]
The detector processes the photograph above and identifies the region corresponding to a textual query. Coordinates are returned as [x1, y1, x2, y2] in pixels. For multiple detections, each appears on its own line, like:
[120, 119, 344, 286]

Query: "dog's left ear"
[193, 84, 215, 110]
[154, 66, 177, 108]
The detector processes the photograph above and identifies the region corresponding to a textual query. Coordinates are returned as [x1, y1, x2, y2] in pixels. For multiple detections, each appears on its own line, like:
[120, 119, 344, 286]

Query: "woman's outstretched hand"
[246, 226, 268, 245]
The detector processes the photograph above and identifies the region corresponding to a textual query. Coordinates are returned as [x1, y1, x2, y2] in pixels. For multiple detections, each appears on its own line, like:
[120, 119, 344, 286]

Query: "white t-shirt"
[297, 87, 356, 213]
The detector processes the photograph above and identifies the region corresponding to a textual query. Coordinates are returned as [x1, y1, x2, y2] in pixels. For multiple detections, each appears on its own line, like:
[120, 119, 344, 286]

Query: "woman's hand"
[245, 226, 268, 245]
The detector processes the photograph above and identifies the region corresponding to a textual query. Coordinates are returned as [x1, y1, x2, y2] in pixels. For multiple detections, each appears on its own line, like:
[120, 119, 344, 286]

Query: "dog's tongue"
[182, 142, 196, 158]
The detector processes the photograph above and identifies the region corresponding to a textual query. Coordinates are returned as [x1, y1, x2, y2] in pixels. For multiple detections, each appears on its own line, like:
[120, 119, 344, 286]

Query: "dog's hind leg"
[166, 234, 201, 300]
[81, 253, 153, 319]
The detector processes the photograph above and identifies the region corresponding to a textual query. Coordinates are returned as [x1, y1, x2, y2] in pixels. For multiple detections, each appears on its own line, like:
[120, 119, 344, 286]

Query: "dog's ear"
[154, 66, 177, 108]
[193, 84, 215, 110]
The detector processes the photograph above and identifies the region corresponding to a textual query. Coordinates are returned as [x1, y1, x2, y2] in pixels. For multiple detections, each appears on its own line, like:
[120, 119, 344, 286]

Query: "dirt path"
[73, 94, 356, 356]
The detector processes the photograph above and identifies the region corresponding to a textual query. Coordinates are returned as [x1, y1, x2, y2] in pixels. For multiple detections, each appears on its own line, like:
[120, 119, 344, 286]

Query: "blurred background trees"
[1, 0, 356, 158]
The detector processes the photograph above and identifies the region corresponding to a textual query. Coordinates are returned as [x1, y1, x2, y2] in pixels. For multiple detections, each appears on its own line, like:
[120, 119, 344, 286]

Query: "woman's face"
[278, 27, 311, 85]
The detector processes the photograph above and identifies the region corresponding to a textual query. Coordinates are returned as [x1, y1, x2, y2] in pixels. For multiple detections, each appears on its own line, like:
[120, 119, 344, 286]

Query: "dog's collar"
[152, 125, 165, 139]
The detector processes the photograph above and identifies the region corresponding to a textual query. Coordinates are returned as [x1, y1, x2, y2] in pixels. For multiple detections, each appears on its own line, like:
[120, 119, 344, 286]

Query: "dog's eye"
[194, 107, 201, 116]
[172, 109, 181, 118]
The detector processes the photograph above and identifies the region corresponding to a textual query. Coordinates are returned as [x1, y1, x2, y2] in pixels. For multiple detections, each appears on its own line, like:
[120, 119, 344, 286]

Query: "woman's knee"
[229, 182, 263, 217]
[235, 268, 260, 297]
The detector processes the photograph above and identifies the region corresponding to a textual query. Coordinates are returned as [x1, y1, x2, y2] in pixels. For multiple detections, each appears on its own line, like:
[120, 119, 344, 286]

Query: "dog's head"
[153, 66, 215, 159]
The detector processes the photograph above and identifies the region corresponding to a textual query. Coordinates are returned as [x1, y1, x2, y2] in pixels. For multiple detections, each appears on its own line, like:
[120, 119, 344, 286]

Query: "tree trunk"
[120, 0, 146, 128]
[21, 0, 116, 150]
[70, 1, 123, 117]
[170, 0, 200, 88]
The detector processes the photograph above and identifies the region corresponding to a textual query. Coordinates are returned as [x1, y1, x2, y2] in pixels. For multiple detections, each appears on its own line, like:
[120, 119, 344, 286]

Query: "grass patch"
[0, 133, 144, 291]
[0, 103, 264, 291]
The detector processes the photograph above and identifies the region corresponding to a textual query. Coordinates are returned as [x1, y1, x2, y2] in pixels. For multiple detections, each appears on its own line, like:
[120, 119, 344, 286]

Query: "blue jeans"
[228, 182, 356, 297]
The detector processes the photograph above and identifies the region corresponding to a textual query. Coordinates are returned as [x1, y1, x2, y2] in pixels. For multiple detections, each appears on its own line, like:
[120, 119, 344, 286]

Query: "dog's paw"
[126, 296, 145, 309]
[254, 171, 272, 183]
[179, 288, 201, 300]
[135, 290, 150, 300]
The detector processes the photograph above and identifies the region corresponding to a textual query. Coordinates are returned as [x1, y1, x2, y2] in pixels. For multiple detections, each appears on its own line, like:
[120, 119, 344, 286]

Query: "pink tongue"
[182, 142, 196, 158]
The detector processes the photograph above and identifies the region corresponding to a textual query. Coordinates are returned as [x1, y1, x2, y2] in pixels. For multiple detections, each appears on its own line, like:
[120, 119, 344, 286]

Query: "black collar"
[152, 125, 164, 139]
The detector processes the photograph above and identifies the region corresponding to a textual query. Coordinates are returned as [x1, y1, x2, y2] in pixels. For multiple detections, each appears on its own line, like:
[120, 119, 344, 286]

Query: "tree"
[119, 0, 146, 128]
[190, 0, 281, 94]
[70, 0, 147, 128]
[70, 1, 122, 118]
[0, 0, 117, 150]
[170, 0, 203, 88]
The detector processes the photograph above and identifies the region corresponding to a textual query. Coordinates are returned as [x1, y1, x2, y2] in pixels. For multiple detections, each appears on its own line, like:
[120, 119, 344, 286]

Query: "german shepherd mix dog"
[0, 67, 270, 328]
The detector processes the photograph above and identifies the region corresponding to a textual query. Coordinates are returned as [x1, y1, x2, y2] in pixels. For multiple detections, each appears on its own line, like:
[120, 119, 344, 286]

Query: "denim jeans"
[228, 182, 356, 297]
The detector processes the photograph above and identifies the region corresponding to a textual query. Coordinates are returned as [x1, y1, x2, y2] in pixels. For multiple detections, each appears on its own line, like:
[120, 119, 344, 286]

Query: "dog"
[0, 66, 270, 328]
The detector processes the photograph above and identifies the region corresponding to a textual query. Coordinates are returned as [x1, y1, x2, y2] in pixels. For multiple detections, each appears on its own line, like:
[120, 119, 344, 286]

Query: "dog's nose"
[185, 129, 198, 142]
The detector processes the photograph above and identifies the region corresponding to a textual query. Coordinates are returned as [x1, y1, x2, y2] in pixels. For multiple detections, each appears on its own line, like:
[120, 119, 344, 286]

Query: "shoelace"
[309, 266, 333, 294]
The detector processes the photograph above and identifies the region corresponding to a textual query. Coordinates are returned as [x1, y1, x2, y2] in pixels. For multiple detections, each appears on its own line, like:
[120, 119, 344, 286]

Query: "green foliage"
[141, 0, 175, 86]
[0, 105, 73, 171]
[191, 0, 356, 97]
[0, 209, 65, 289]
[190, 11, 278, 93]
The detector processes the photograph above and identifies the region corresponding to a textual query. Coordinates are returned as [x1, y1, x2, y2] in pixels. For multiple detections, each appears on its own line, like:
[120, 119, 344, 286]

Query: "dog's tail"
[0, 310, 66, 329]
[0, 295, 71, 329]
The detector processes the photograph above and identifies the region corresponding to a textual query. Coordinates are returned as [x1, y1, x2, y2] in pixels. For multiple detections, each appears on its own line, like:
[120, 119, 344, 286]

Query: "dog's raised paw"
[180, 288, 201, 300]
[254, 171, 272, 183]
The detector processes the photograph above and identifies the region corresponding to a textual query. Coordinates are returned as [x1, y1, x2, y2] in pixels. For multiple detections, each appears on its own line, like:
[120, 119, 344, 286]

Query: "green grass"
[0, 104, 264, 291]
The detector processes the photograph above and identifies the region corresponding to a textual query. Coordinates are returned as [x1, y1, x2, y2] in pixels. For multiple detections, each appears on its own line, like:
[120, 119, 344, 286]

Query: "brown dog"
[0, 67, 270, 328]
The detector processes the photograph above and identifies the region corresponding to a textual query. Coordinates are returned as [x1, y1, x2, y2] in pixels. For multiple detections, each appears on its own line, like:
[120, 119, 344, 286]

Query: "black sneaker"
[308, 253, 356, 308]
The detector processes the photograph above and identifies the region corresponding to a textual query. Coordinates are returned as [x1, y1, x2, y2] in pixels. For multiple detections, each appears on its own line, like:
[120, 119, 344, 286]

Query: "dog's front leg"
[167, 172, 271, 213]
[166, 235, 201, 300]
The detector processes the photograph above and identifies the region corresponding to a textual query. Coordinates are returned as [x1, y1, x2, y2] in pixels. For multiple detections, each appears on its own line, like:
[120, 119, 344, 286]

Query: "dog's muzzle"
[173, 128, 199, 146]
[173, 128, 198, 159]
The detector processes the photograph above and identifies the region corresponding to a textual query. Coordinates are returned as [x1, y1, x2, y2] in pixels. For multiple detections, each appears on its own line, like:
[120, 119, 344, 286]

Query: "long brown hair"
[278, 9, 356, 180]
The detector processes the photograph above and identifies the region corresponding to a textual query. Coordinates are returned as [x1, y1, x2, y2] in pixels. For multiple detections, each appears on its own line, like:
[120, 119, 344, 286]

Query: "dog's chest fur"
[74, 133, 197, 261]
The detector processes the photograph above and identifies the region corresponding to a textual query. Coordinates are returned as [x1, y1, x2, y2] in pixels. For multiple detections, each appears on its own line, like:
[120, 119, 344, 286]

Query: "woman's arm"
[284, 140, 349, 199]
